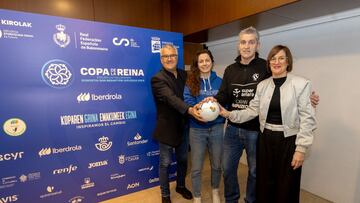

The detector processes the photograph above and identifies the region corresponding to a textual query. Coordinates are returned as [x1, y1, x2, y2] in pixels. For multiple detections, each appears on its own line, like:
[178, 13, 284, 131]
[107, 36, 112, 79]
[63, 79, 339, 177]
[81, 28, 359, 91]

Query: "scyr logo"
[0, 152, 24, 161]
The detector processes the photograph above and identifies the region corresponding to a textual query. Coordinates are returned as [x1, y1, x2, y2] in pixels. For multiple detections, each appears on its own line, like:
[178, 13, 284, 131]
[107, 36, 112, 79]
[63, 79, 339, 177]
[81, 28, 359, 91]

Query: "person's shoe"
[176, 186, 193, 199]
[162, 196, 171, 203]
[212, 188, 220, 203]
[193, 196, 202, 203]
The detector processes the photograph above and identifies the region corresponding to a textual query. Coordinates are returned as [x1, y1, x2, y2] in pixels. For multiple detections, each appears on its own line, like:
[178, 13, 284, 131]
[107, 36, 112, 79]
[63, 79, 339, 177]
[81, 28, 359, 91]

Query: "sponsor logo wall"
[0, 9, 183, 203]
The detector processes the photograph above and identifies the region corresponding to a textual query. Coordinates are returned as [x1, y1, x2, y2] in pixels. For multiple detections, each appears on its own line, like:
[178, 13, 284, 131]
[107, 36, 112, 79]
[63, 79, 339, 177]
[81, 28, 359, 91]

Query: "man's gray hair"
[239, 26, 260, 42]
[160, 44, 178, 56]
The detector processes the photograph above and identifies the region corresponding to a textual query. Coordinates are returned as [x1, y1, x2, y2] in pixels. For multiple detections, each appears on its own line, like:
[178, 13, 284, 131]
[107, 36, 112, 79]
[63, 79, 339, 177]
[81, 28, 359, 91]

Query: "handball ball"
[199, 101, 220, 122]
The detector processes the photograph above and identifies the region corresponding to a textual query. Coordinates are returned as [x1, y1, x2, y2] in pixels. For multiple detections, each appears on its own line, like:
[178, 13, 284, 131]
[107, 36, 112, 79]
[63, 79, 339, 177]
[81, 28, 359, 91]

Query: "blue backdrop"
[0, 9, 183, 203]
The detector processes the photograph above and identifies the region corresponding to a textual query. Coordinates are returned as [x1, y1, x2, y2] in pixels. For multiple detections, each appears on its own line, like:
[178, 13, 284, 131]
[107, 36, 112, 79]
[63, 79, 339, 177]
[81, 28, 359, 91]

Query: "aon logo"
[127, 182, 140, 189]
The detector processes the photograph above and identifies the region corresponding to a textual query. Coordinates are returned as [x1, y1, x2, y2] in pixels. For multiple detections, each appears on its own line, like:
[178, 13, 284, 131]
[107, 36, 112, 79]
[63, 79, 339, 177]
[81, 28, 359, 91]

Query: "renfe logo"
[0, 195, 18, 203]
[52, 164, 77, 175]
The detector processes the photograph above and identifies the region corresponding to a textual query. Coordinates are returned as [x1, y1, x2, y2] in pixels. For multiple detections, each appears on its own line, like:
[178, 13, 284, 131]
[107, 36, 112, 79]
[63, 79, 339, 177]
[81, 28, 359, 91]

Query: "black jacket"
[151, 68, 190, 146]
[215, 54, 270, 131]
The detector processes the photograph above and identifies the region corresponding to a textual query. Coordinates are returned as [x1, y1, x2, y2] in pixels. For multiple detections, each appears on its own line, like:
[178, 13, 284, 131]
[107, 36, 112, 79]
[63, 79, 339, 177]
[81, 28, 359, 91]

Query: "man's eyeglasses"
[161, 54, 178, 59]
[270, 56, 287, 64]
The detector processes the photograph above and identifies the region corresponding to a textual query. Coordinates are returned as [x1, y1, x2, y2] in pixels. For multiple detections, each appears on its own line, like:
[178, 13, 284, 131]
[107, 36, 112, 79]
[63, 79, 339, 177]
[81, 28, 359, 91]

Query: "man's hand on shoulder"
[310, 91, 320, 108]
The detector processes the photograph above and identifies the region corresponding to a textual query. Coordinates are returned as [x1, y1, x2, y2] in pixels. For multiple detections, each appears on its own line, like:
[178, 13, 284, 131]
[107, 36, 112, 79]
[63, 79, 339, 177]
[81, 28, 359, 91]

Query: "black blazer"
[151, 68, 189, 147]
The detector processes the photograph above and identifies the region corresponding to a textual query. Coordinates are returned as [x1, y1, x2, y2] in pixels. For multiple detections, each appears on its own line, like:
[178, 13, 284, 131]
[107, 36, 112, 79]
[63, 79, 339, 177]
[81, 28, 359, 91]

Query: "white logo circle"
[41, 59, 73, 88]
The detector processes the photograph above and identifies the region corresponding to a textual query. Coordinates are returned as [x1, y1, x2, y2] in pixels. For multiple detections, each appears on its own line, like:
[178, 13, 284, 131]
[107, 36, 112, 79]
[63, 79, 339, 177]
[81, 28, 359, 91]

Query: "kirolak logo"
[0, 195, 18, 203]
[77, 92, 122, 103]
[1, 19, 32, 27]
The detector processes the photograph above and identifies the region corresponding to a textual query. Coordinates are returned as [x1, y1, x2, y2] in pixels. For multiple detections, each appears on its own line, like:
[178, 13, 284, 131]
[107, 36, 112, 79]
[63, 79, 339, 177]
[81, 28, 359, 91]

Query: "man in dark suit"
[151, 44, 200, 203]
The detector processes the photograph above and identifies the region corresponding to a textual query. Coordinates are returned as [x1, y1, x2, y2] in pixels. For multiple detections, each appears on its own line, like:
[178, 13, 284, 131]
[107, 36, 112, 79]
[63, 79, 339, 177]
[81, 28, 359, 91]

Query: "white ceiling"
[208, 0, 360, 41]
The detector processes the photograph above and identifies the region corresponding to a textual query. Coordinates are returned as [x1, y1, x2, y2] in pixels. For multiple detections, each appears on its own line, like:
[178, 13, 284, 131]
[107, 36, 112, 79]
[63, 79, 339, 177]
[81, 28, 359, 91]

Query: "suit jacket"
[151, 68, 189, 146]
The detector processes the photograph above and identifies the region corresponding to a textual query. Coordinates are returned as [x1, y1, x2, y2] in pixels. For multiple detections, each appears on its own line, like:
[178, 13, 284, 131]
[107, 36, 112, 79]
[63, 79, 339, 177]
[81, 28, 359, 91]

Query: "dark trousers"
[257, 129, 301, 203]
[158, 126, 189, 197]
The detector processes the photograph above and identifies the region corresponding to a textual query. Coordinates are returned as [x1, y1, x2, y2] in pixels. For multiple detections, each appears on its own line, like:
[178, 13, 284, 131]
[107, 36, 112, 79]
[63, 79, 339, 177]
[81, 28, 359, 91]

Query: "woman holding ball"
[184, 49, 224, 203]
